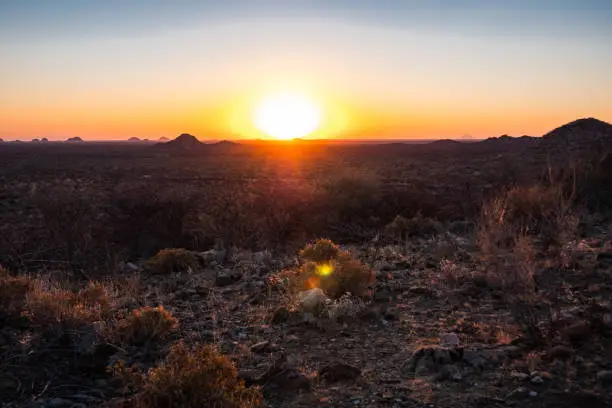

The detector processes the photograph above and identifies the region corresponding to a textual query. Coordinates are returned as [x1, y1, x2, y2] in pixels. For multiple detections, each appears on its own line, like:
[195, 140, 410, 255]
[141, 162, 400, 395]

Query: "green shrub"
[146, 248, 199, 274]
[117, 306, 178, 346]
[133, 341, 262, 408]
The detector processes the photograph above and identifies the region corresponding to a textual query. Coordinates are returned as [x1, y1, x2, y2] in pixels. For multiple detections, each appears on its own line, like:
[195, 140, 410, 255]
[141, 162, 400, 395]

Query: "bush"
[274, 239, 375, 299]
[384, 213, 443, 240]
[117, 306, 178, 346]
[133, 341, 262, 408]
[0, 267, 35, 324]
[478, 183, 578, 291]
[146, 248, 199, 274]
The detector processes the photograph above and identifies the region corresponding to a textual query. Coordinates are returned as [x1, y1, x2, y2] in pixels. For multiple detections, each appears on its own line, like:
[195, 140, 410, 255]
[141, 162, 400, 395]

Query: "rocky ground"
[5, 227, 610, 408]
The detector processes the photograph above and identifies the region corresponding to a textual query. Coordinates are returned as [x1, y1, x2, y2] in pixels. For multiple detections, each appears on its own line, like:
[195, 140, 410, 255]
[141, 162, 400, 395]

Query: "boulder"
[298, 288, 329, 314]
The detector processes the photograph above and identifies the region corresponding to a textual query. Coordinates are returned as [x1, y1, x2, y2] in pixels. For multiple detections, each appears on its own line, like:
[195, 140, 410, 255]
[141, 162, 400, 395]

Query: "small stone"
[529, 391, 538, 397]
[548, 345, 574, 360]
[319, 363, 361, 383]
[271, 307, 290, 324]
[531, 376, 544, 384]
[250, 341, 271, 353]
[298, 288, 329, 314]
[597, 370, 612, 385]
[511, 371, 530, 381]
[440, 332, 460, 348]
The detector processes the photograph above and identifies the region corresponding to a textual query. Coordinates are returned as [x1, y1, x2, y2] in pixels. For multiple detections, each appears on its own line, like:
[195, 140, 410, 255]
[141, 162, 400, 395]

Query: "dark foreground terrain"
[1, 118, 612, 407]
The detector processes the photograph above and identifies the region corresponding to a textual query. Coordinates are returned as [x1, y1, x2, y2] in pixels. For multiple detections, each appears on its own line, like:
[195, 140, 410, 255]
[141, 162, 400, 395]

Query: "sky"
[1, 0, 611, 140]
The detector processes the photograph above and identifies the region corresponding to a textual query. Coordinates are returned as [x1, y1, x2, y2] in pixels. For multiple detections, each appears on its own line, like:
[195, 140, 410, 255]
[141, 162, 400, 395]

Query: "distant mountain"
[41, 138, 49, 143]
[158, 136, 170, 141]
[66, 137, 84, 143]
[0, 138, 4, 143]
[128, 137, 141, 142]
[156, 133, 203, 151]
[31, 138, 40, 143]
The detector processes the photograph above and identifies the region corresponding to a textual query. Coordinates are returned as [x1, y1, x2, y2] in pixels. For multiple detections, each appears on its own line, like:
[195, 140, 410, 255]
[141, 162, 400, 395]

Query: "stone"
[319, 363, 361, 383]
[298, 288, 329, 314]
[215, 269, 240, 286]
[597, 370, 612, 386]
[531, 376, 544, 384]
[511, 371, 530, 381]
[439, 332, 460, 348]
[270, 368, 311, 391]
[548, 345, 574, 360]
[271, 307, 290, 324]
[462, 349, 487, 369]
[250, 340, 271, 353]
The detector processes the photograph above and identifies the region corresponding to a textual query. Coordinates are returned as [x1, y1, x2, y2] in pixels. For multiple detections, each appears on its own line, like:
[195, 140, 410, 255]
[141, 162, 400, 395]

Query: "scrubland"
[1, 122, 612, 407]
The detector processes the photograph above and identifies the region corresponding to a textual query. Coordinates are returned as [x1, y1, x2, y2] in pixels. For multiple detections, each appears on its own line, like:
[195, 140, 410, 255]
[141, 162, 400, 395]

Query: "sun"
[253, 92, 321, 140]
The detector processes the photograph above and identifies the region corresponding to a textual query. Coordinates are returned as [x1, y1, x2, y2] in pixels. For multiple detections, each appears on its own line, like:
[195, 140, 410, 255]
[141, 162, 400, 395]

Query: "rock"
[462, 349, 487, 369]
[531, 376, 544, 384]
[506, 387, 530, 400]
[319, 363, 361, 383]
[597, 370, 612, 386]
[383, 307, 399, 321]
[269, 368, 311, 391]
[548, 345, 574, 360]
[561, 320, 591, 344]
[405, 346, 463, 378]
[511, 371, 530, 381]
[439, 332, 460, 348]
[529, 391, 538, 397]
[250, 341, 271, 353]
[215, 269, 240, 286]
[271, 307, 290, 324]
[298, 288, 329, 314]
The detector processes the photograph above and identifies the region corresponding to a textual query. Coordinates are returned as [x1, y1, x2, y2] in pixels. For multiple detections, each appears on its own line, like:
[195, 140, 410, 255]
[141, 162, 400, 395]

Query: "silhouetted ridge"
[66, 137, 84, 143]
[543, 118, 612, 140]
[128, 137, 141, 142]
[156, 133, 203, 151]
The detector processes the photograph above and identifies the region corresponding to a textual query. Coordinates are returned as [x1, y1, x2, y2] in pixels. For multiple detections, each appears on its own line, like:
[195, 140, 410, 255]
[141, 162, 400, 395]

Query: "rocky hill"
[156, 133, 203, 151]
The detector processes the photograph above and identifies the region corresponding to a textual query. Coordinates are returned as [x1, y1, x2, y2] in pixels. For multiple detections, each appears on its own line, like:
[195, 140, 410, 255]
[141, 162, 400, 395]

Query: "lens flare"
[316, 263, 334, 277]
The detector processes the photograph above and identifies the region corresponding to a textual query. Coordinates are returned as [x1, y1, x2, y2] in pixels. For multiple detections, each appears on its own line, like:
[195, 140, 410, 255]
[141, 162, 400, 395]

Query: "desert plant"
[132, 341, 262, 408]
[117, 306, 178, 346]
[282, 239, 375, 299]
[0, 267, 35, 324]
[146, 248, 199, 274]
[384, 213, 443, 240]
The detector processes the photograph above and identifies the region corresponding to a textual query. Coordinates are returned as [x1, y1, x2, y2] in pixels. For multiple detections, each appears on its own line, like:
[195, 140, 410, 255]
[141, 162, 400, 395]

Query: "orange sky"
[1, 2, 611, 141]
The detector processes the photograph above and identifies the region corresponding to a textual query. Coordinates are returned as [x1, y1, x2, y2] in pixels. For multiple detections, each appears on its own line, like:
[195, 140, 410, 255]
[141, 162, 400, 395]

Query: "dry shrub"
[132, 341, 262, 408]
[25, 281, 111, 329]
[384, 213, 443, 240]
[478, 183, 578, 290]
[117, 306, 178, 346]
[271, 239, 374, 299]
[0, 267, 35, 323]
[146, 248, 199, 274]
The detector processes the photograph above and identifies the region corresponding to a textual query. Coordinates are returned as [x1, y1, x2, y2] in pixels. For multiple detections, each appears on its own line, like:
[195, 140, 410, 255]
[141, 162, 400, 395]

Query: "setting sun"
[252, 92, 321, 140]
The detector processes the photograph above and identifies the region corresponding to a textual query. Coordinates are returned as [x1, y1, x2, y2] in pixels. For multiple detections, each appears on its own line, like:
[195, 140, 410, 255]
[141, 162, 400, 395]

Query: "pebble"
[511, 371, 530, 381]
[531, 376, 544, 384]
[529, 391, 538, 397]
[597, 370, 612, 385]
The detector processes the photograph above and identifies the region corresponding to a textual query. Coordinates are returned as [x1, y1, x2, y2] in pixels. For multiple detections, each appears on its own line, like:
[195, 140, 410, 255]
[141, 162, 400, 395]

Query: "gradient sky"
[1, 0, 611, 140]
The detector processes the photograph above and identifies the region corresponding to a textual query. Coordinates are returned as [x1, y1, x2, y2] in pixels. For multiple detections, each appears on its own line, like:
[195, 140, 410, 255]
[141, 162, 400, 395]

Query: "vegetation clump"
[146, 248, 199, 274]
[117, 305, 179, 346]
[271, 239, 374, 300]
[130, 341, 262, 408]
[384, 213, 443, 240]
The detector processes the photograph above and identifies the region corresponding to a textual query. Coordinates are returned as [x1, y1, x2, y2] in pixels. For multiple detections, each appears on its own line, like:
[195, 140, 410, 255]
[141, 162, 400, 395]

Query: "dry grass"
[117, 306, 179, 346]
[384, 213, 443, 240]
[146, 248, 199, 274]
[478, 183, 578, 291]
[128, 341, 263, 408]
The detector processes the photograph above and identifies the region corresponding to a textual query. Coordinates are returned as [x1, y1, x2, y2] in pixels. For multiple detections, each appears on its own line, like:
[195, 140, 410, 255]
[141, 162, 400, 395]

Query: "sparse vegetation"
[130, 341, 263, 408]
[146, 248, 199, 274]
[117, 306, 179, 346]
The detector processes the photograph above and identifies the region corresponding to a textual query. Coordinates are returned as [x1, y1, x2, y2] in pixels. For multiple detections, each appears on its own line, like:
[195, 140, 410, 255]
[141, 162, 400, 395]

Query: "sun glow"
[253, 92, 321, 140]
